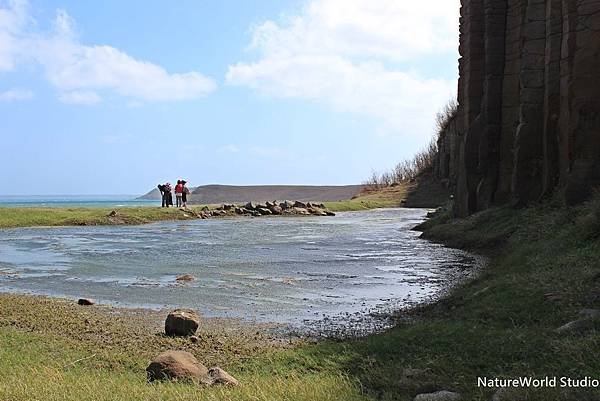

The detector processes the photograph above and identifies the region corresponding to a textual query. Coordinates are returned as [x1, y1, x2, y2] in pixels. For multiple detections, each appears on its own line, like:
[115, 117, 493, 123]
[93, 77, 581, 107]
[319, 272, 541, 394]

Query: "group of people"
[157, 180, 190, 208]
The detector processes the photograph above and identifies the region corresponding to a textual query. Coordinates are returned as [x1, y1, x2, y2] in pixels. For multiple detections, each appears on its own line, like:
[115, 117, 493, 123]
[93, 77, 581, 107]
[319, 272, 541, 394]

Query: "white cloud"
[0, 87, 33, 101]
[0, 1, 217, 103]
[58, 90, 101, 105]
[227, 0, 459, 137]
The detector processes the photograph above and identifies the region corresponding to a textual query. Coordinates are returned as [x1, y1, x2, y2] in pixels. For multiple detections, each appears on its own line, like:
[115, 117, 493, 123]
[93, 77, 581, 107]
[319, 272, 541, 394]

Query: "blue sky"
[0, 0, 459, 195]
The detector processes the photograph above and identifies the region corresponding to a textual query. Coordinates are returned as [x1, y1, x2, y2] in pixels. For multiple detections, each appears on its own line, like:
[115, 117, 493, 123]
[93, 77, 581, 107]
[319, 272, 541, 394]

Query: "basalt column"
[560, 0, 600, 204]
[511, 0, 547, 205]
[455, 0, 486, 217]
[476, 0, 507, 210]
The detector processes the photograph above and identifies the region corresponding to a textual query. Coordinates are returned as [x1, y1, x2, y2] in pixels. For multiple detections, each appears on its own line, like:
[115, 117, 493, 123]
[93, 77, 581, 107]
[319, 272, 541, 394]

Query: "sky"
[0, 0, 460, 195]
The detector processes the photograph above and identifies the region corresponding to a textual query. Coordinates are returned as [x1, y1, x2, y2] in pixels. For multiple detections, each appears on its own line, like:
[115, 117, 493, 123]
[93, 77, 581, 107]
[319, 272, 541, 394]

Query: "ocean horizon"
[0, 195, 159, 208]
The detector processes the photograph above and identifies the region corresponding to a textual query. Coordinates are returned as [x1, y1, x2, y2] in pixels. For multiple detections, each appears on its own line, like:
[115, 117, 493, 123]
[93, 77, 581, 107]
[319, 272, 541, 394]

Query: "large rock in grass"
[165, 309, 200, 336]
[146, 350, 209, 383]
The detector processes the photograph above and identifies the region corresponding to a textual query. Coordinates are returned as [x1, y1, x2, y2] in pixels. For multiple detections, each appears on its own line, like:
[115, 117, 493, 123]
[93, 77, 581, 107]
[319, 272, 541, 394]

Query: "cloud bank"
[227, 0, 459, 137]
[0, 0, 216, 104]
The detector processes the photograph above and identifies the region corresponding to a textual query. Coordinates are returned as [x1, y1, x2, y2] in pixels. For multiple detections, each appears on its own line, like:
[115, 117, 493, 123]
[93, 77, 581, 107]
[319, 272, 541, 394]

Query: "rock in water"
[175, 274, 196, 282]
[77, 298, 95, 306]
[146, 350, 209, 383]
[414, 391, 461, 401]
[208, 367, 239, 386]
[165, 309, 200, 336]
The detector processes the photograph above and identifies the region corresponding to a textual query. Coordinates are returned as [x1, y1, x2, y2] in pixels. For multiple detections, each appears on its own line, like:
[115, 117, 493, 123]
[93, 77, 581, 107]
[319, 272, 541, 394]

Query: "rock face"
[165, 309, 200, 336]
[146, 350, 209, 383]
[436, 0, 600, 216]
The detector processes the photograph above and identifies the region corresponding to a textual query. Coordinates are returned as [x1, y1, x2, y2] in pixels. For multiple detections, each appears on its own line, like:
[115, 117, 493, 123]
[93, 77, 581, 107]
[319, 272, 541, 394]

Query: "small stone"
[208, 367, 239, 386]
[77, 298, 95, 306]
[107, 210, 118, 217]
[414, 390, 461, 401]
[175, 274, 196, 282]
[189, 335, 199, 343]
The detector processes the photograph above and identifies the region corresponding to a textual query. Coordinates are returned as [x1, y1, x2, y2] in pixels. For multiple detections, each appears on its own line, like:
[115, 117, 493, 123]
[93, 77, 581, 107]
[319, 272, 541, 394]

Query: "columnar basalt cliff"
[435, 0, 600, 217]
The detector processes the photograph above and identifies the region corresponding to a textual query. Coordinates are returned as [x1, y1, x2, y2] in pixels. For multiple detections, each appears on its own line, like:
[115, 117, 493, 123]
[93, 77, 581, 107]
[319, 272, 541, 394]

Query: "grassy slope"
[325, 184, 410, 211]
[312, 195, 600, 400]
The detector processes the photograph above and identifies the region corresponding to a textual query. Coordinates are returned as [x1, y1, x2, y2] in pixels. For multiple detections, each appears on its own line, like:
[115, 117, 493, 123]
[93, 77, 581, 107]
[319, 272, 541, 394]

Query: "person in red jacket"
[174, 180, 183, 207]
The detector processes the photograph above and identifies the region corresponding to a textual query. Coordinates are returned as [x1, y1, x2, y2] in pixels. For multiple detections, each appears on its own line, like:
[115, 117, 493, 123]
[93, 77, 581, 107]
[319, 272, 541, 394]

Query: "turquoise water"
[0, 208, 480, 332]
[0, 195, 158, 208]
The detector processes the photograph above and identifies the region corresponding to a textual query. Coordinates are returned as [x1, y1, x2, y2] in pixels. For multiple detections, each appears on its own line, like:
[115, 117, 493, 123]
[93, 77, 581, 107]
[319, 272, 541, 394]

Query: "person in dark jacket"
[181, 180, 190, 208]
[157, 184, 166, 207]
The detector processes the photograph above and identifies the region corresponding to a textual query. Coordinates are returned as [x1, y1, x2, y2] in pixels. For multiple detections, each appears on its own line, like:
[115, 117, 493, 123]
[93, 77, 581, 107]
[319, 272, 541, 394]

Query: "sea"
[0, 195, 159, 208]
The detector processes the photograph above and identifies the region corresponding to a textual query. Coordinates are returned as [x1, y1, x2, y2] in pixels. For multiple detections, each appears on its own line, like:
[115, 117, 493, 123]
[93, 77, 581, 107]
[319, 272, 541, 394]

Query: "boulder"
[325, 211, 336, 216]
[77, 298, 95, 306]
[257, 208, 272, 215]
[165, 309, 200, 336]
[234, 207, 246, 215]
[265, 201, 276, 208]
[293, 201, 307, 208]
[280, 200, 294, 210]
[222, 204, 235, 211]
[414, 391, 461, 401]
[201, 206, 210, 212]
[107, 210, 118, 217]
[308, 208, 327, 216]
[269, 205, 283, 215]
[244, 202, 256, 210]
[292, 207, 310, 215]
[175, 274, 196, 282]
[208, 367, 239, 386]
[146, 350, 209, 383]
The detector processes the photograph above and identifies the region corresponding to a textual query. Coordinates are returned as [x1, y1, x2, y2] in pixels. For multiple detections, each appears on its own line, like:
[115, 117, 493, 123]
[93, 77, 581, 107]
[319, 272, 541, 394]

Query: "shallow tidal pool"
[0, 208, 480, 332]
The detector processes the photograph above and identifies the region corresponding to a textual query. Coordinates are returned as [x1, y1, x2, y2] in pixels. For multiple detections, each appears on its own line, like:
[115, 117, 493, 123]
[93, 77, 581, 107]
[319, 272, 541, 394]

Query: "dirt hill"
[138, 184, 364, 204]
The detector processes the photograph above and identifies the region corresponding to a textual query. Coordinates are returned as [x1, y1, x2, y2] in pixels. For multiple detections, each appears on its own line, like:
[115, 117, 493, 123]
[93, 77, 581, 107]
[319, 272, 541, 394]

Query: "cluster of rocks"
[146, 308, 239, 387]
[199, 200, 335, 218]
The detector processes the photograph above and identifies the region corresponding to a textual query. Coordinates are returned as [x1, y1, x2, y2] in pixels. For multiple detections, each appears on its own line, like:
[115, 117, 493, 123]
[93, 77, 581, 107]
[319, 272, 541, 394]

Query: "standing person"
[157, 184, 166, 208]
[175, 180, 183, 208]
[181, 180, 190, 208]
[164, 182, 173, 207]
